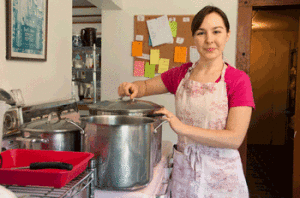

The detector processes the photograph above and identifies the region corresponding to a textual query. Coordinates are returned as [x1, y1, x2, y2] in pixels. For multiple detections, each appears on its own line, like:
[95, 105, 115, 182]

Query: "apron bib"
[169, 63, 249, 198]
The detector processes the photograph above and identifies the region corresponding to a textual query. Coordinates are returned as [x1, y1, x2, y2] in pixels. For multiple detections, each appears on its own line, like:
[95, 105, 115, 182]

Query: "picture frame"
[6, 0, 48, 61]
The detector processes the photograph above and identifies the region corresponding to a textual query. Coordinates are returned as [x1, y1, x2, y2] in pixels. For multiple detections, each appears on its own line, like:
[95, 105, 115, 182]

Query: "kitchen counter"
[77, 100, 94, 110]
[76, 100, 94, 116]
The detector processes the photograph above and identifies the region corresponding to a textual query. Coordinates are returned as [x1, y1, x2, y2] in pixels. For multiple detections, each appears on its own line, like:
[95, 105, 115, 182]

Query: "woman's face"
[193, 12, 231, 62]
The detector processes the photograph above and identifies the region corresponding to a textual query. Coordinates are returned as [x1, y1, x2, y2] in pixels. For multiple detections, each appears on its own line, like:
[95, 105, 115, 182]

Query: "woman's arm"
[118, 75, 169, 99]
[155, 106, 252, 149]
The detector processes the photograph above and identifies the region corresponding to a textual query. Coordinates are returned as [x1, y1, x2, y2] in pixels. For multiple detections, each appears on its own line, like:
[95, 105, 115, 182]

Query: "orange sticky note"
[133, 61, 145, 76]
[132, 41, 143, 56]
[174, 46, 187, 63]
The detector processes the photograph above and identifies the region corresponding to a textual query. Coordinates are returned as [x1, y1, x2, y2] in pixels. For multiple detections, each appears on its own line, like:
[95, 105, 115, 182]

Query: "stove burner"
[3, 107, 22, 137]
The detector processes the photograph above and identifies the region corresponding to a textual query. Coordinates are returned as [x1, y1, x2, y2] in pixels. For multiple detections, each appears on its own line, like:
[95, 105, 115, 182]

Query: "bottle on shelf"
[85, 54, 93, 69]
[73, 53, 84, 68]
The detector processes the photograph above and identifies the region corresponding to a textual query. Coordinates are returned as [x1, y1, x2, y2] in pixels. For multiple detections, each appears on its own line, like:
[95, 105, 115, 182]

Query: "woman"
[118, 6, 255, 197]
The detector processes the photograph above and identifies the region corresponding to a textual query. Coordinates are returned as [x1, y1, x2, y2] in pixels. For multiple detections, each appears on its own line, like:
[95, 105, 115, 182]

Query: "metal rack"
[6, 160, 96, 198]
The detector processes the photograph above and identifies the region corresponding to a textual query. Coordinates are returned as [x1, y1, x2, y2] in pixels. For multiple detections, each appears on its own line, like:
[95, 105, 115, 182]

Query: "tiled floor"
[247, 144, 293, 198]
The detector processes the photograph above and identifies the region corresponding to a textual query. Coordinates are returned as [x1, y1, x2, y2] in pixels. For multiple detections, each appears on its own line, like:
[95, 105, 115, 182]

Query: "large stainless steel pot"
[19, 119, 84, 151]
[80, 115, 160, 191]
[88, 98, 164, 167]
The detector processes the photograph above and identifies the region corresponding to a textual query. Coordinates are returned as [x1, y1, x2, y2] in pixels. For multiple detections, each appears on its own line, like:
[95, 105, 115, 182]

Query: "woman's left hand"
[154, 108, 184, 135]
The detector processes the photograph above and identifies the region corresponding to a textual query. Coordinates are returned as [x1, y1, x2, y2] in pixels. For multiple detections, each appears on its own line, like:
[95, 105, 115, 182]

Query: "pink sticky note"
[134, 61, 145, 76]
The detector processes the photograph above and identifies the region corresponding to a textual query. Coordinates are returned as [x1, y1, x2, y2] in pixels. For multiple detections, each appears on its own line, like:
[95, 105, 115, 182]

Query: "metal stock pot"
[19, 119, 84, 151]
[88, 98, 164, 166]
[80, 115, 161, 191]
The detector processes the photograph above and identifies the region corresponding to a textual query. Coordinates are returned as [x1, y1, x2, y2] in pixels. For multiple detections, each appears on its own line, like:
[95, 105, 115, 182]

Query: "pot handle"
[119, 88, 135, 102]
[16, 137, 49, 149]
[64, 119, 85, 135]
[147, 113, 165, 117]
[154, 120, 168, 133]
[16, 137, 49, 143]
[64, 119, 86, 152]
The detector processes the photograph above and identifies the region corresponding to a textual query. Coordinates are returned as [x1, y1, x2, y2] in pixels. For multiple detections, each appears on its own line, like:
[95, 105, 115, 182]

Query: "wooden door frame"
[236, 0, 300, 195]
[236, 0, 300, 73]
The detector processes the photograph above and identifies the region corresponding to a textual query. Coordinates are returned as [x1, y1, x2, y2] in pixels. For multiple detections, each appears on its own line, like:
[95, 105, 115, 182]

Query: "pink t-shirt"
[161, 62, 255, 109]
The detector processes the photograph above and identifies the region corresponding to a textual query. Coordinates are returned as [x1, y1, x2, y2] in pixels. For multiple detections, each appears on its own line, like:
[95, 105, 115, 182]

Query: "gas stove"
[3, 106, 22, 137]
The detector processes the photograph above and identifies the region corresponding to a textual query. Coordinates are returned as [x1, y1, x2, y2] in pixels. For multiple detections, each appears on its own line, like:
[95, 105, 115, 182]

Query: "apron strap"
[186, 62, 227, 83]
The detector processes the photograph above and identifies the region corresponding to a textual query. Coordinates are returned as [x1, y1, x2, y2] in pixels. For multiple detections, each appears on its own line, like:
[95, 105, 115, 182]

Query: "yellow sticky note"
[132, 41, 143, 57]
[158, 58, 169, 73]
[150, 49, 160, 65]
[169, 21, 177, 38]
[174, 46, 187, 63]
[144, 62, 155, 78]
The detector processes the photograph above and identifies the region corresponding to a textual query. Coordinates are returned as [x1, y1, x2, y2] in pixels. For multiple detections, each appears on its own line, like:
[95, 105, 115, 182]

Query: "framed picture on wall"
[6, 0, 48, 61]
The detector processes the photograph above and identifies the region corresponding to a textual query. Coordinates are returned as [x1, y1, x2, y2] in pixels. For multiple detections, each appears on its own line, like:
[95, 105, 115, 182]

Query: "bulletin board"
[133, 15, 195, 74]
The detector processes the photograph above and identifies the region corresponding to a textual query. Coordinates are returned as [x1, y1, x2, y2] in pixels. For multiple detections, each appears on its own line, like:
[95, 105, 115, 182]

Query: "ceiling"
[72, 0, 101, 24]
[72, 0, 96, 7]
[252, 9, 300, 31]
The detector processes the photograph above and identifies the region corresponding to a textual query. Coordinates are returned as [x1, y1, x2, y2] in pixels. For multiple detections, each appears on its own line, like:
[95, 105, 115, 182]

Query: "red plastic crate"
[0, 149, 94, 188]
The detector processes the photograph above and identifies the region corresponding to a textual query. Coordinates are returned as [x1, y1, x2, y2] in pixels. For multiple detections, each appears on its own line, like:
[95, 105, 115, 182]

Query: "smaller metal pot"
[19, 119, 85, 152]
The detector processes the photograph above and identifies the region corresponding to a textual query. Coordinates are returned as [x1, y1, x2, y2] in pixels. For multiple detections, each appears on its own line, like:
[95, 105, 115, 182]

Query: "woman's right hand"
[118, 82, 139, 99]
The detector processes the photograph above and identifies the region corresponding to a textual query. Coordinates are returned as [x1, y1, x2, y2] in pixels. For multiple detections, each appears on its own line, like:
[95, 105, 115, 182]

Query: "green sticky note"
[144, 62, 155, 78]
[169, 21, 177, 38]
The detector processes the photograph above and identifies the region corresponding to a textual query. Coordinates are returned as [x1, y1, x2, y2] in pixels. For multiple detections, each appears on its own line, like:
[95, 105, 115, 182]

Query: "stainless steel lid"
[20, 119, 82, 133]
[88, 98, 163, 114]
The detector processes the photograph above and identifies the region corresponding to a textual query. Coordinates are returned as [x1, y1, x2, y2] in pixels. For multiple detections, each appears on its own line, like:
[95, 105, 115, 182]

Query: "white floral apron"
[169, 62, 249, 198]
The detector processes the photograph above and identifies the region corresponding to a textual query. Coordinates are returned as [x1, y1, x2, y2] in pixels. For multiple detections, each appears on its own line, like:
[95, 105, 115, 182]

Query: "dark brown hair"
[191, 6, 230, 36]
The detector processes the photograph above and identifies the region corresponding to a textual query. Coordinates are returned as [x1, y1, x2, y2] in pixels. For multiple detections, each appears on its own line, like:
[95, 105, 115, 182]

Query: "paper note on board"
[137, 15, 145, 21]
[176, 37, 184, 44]
[144, 62, 156, 78]
[169, 17, 176, 22]
[169, 21, 177, 38]
[146, 15, 173, 47]
[136, 35, 144, 41]
[158, 58, 170, 73]
[132, 41, 143, 56]
[134, 61, 145, 76]
[174, 46, 187, 63]
[136, 53, 150, 60]
[150, 49, 160, 65]
[190, 46, 200, 63]
[183, 17, 190, 22]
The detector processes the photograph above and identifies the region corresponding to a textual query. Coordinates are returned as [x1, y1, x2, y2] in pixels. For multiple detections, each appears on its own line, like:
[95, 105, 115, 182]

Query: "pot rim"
[20, 120, 84, 133]
[80, 115, 156, 126]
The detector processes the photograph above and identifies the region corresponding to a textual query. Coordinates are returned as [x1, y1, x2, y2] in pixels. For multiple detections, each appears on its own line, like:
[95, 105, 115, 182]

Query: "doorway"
[236, 2, 300, 197]
[247, 7, 299, 197]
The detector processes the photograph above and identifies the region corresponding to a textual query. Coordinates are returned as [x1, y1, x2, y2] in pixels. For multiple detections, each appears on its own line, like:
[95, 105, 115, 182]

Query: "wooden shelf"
[72, 14, 101, 24]
[73, 21, 101, 24]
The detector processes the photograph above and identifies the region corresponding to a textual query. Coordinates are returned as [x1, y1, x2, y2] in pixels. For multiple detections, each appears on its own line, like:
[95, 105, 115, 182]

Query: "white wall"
[0, 0, 72, 106]
[101, 0, 238, 144]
